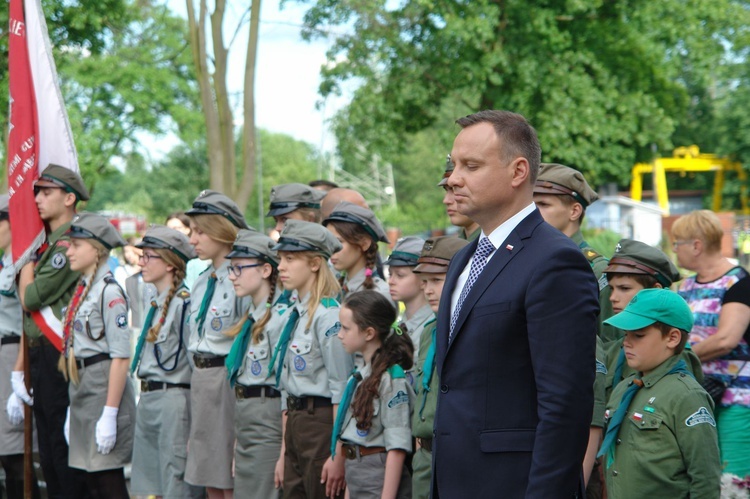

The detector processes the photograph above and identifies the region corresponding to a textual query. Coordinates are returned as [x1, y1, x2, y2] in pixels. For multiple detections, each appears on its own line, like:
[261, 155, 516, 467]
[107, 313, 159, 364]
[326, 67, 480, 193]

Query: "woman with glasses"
[225, 230, 290, 498]
[672, 210, 750, 480]
[184, 190, 252, 499]
[129, 225, 203, 498]
[61, 212, 135, 498]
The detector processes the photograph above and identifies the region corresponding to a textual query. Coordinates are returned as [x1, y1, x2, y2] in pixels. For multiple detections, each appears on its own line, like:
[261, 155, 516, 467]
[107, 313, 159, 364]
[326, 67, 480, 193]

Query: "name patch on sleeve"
[685, 407, 716, 427]
[387, 390, 409, 408]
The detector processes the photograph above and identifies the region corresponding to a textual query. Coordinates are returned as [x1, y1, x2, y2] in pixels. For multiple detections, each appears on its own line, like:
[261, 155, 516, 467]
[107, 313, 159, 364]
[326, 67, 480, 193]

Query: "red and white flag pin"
[506, 244, 514, 251]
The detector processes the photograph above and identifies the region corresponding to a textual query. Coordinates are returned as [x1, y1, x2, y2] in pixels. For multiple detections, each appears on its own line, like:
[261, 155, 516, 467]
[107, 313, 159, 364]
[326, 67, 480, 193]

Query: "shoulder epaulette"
[177, 290, 191, 300]
[320, 297, 339, 308]
[584, 248, 605, 263]
[387, 364, 405, 379]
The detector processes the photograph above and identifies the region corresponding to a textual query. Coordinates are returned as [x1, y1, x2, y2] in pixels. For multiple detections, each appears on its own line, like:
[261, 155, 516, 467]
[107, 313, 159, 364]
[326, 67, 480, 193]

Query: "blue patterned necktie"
[268, 307, 300, 387]
[450, 237, 495, 338]
[330, 370, 362, 459]
[130, 301, 158, 375]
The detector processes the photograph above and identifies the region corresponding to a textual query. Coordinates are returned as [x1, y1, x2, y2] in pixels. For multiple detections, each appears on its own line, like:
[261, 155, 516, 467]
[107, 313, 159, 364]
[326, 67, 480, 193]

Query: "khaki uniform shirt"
[402, 304, 434, 386]
[188, 261, 251, 356]
[23, 223, 81, 339]
[604, 355, 721, 499]
[0, 252, 22, 338]
[340, 363, 414, 452]
[592, 336, 607, 428]
[412, 319, 437, 439]
[571, 230, 615, 344]
[135, 286, 192, 385]
[279, 292, 353, 403]
[71, 267, 130, 359]
[458, 226, 481, 242]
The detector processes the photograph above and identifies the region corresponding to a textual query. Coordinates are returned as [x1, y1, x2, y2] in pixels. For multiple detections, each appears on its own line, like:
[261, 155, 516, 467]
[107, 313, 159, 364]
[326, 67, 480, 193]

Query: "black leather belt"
[75, 353, 111, 370]
[141, 380, 190, 392]
[193, 354, 226, 369]
[342, 444, 386, 460]
[417, 437, 433, 452]
[286, 395, 332, 411]
[1, 336, 21, 345]
[235, 384, 281, 400]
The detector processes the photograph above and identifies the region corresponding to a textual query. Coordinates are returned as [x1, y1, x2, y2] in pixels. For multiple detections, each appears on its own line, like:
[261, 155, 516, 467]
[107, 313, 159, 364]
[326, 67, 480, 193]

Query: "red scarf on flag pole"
[8, 0, 81, 351]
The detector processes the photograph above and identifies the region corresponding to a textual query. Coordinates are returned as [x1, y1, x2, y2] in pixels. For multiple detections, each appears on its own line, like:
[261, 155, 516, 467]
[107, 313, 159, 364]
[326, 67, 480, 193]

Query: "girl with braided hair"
[61, 213, 135, 498]
[129, 225, 202, 499]
[225, 230, 290, 497]
[333, 290, 415, 499]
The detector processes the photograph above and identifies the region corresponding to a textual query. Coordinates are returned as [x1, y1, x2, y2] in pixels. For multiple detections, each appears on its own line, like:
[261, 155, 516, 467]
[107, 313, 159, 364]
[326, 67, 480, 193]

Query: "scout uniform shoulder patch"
[51, 253, 67, 269]
[116, 313, 128, 329]
[596, 359, 607, 374]
[325, 322, 341, 337]
[598, 274, 608, 292]
[685, 407, 716, 427]
[387, 390, 409, 408]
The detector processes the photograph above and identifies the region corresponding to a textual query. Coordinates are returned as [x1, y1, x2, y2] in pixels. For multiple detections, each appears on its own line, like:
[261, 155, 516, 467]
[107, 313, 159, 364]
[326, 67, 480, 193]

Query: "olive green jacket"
[571, 230, 616, 343]
[412, 319, 437, 438]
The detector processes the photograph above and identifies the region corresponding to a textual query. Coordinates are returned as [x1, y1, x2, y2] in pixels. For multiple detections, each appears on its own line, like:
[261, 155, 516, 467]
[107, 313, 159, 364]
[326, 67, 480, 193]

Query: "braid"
[252, 269, 278, 344]
[362, 243, 378, 290]
[58, 275, 94, 385]
[147, 267, 185, 342]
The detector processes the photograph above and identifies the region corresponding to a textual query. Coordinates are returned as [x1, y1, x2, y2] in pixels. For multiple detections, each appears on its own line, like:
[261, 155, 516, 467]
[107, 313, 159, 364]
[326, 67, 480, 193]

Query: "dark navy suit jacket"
[433, 209, 599, 498]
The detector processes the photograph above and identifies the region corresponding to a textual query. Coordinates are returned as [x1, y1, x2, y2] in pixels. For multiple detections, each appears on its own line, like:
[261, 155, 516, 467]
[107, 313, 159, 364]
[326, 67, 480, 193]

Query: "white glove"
[10, 371, 33, 406]
[95, 406, 118, 454]
[6, 393, 24, 425]
[64, 407, 70, 445]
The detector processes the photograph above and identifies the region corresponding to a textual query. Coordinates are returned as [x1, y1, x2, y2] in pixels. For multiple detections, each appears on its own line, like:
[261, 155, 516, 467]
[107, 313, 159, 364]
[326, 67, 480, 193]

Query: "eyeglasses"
[139, 253, 163, 265]
[228, 263, 263, 277]
[672, 240, 693, 250]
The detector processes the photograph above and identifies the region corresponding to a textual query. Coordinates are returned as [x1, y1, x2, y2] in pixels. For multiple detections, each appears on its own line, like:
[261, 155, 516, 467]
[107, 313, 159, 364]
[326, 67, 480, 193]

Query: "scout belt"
[192, 354, 226, 369]
[286, 395, 332, 411]
[141, 380, 190, 392]
[75, 353, 111, 370]
[235, 384, 281, 400]
[342, 444, 386, 460]
[0, 336, 21, 345]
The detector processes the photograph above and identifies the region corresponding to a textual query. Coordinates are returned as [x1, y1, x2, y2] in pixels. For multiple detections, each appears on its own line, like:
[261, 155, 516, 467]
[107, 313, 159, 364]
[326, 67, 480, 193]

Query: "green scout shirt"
[592, 336, 607, 428]
[458, 226, 481, 242]
[604, 355, 721, 499]
[412, 319, 438, 439]
[23, 222, 81, 339]
[571, 230, 616, 344]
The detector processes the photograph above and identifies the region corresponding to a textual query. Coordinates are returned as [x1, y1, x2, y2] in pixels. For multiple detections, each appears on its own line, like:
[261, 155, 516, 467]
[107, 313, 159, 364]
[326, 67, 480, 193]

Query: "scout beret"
[68, 212, 126, 250]
[604, 288, 693, 333]
[413, 236, 469, 274]
[273, 220, 342, 259]
[227, 229, 279, 267]
[534, 163, 598, 208]
[384, 236, 425, 267]
[0, 194, 8, 215]
[323, 201, 389, 244]
[35, 164, 90, 201]
[136, 225, 197, 262]
[605, 239, 681, 288]
[437, 155, 454, 187]
[186, 189, 250, 230]
[267, 183, 326, 217]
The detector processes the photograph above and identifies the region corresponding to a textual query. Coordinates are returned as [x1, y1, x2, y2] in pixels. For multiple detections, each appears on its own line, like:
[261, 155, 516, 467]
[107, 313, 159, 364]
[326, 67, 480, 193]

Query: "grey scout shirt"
[402, 304, 434, 387]
[343, 267, 392, 304]
[279, 291, 353, 404]
[0, 252, 21, 338]
[72, 266, 130, 359]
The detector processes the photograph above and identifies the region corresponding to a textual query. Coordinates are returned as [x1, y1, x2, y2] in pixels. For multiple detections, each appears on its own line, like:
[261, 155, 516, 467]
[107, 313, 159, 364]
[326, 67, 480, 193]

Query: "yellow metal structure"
[630, 145, 749, 216]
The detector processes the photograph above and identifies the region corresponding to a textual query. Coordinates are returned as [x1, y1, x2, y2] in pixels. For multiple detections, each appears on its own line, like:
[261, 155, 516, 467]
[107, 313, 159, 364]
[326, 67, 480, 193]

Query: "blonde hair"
[672, 210, 724, 254]
[302, 251, 340, 330]
[188, 213, 238, 246]
[225, 262, 279, 344]
[146, 248, 187, 342]
[59, 239, 109, 385]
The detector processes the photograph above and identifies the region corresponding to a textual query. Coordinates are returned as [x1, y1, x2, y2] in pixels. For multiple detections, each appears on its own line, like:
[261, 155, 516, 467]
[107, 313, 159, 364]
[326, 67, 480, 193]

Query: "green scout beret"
[323, 201, 389, 244]
[413, 236, 469, 274]
[604, 288, 693, 333]
[438, 155, 454, 187]
[273, 220, 342, 259]
[534, 163, 598, 208]
[605, 239, 681, 288]
[267, 183, 326, 217]
[0, 194, 9, 216]
[186, 189, 250, 230]
[35, 164, 90, 201]
[69, 212, 126, 250]
[227, 229, 279, 267]
[385, 236, 425, 267]
[136, 225, 196, 262]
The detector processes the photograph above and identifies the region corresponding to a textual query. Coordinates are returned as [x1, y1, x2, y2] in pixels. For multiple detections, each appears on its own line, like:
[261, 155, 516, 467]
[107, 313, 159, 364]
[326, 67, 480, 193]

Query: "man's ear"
[63, 192, 77, 209]
[666, 327, 682, 349]
[569, 202, 583, 224]
[509, 157, 530, 188]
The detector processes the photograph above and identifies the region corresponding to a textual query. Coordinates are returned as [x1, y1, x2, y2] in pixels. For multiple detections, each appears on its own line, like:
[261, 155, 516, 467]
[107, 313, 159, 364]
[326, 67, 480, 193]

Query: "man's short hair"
[455, 110, 542, 183]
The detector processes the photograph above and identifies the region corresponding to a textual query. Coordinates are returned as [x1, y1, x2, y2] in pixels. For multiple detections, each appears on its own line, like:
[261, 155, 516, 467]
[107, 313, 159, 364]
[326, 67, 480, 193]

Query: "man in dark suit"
[433, 110, 600, 498]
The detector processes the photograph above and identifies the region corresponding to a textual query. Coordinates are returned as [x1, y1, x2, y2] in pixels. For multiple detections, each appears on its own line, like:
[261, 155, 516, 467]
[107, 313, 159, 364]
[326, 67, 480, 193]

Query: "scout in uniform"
[533, 163, 615, 343]
[16, 164, 89, 497]
[599, 289, 721, 498]
[0, 195, 41, 499]
[184, 189, 252, 497]
[225, 230, 289, 498]
[333, 290, 415, 499]
[61, 213, 135, 498]
[438, 155, 480, 241]
[271, 220, 352, 499]
[323, 201, 392, 303]
[410, 236, 468, 499]
[267, 182, 327, 233]
[129, 225, 202, 499]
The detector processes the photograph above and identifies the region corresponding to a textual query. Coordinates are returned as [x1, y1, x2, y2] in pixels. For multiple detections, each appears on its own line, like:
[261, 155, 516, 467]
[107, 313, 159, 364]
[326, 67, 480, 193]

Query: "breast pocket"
[207, 299, 234, 334]
[246, 343, 270, 378]
[288, 339, 316, 375]
[628, 412, 663, 431]
[472, 301, 513, 319]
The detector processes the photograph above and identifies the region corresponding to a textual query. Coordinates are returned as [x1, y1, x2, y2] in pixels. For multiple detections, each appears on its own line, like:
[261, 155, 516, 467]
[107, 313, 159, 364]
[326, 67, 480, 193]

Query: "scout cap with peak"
[35, 164, 90, 201]
[0, 194, 8, 216]
[534, 163, 597, 208]
[68, 212, 126, 250]
[227, 229, 279, 267]
[413, 236, 469, 274]
[273, 220, 342, 259]
[604, 288, 694, 332]
[186, 189, 250, 230]
[267, 183, 327, 217]
[438, 155, 454, 187]
[605, 239, 681, 287]
[136, 225, 196, 262]
[323, 201, 389, 243]
[385, 236, 425, 267]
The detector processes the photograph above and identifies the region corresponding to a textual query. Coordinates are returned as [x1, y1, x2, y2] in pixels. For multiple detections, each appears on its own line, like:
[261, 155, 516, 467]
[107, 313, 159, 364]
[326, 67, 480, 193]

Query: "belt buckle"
[287, 396, 301, 411]
[343, 445, 357, 460]
[235, 385, 244, 399]
[195, 356, 206, 369]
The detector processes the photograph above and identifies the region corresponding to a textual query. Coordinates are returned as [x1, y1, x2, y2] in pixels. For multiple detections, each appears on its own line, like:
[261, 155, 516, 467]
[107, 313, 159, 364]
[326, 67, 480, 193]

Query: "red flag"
[8, 0, 80, 351]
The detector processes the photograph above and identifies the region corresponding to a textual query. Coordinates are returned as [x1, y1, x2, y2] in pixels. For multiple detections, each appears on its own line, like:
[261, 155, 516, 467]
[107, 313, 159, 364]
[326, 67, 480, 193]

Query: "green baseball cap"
[603, 288, 694, 332]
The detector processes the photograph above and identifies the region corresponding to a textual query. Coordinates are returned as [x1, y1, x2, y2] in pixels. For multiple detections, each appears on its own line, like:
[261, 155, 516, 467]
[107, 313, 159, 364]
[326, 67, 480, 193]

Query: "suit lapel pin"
[505, 244, 514, 251]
